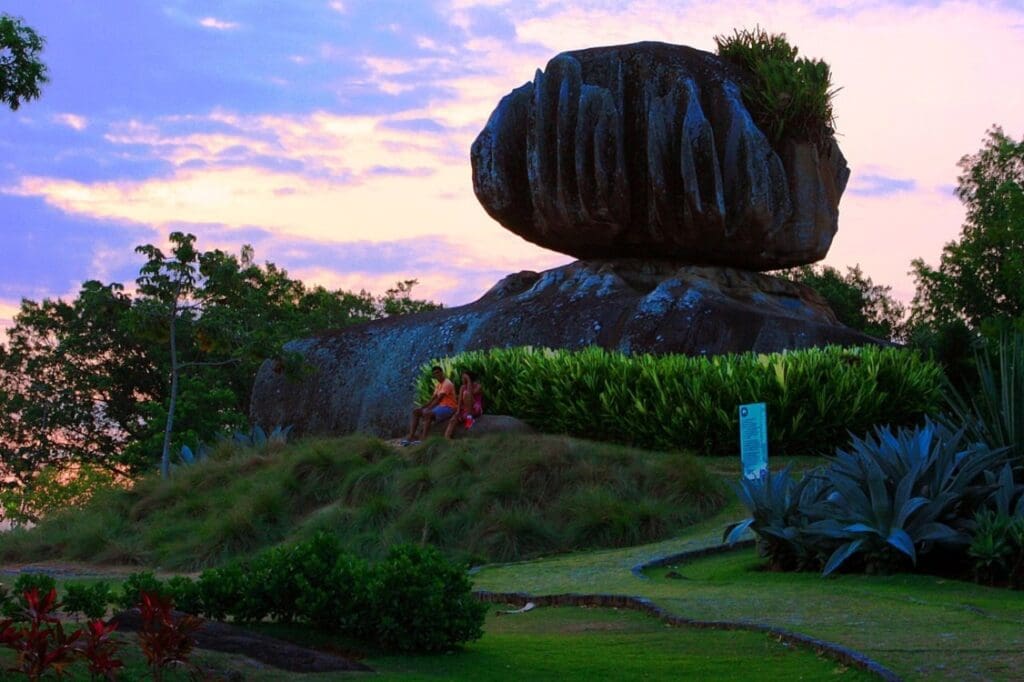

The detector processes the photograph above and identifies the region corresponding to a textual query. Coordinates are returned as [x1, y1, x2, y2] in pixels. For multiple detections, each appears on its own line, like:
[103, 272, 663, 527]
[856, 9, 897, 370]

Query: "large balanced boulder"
[471, 41, 849, 269]
[250, 260, 879, 438]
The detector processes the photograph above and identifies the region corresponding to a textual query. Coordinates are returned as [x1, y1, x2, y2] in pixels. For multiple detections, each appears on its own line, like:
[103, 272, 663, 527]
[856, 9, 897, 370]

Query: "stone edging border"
[630, 538, 756, 578]
[473, 589, 901, 681]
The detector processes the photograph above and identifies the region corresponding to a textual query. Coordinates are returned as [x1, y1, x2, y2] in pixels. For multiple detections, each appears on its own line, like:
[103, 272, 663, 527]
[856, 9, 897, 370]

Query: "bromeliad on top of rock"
[471, 40, 849, 270]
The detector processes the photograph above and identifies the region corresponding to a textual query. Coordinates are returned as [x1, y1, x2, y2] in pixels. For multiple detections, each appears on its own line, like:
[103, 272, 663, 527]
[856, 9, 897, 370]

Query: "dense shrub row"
[139, 534, 483, 653]
[418, 345, 943, 455]
[4, 535, 485, 654]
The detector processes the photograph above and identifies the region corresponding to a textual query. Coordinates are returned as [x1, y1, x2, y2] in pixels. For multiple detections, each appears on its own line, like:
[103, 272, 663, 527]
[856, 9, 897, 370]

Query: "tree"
[134, 232, 241, 479]
[0, 13, 48, 111]
[1, 232, 441, 508]
[782, 264, 905, 340]
[911, 126, 1024, 330]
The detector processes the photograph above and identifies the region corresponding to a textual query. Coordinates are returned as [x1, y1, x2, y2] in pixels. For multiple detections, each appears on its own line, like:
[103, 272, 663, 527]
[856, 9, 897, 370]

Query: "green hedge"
[417, 345, 943, 455]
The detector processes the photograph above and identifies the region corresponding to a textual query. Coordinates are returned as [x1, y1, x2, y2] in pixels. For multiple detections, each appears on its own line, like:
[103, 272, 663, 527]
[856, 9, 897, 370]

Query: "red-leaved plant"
[2, 588, 82, 681]
[76, 619, 124, 681]
[137, 590, 203, 682]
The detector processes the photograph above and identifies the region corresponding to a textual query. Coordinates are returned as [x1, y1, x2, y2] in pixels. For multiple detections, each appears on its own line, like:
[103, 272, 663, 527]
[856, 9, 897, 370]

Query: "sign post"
[739, 402, 768, 479]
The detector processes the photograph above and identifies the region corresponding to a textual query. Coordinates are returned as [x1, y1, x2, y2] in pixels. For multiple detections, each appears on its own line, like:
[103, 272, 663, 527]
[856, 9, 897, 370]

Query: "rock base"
[250, 260, 881, 438]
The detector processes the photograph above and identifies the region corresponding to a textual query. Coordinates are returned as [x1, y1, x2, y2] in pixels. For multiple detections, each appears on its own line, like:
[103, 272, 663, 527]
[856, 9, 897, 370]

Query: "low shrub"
[115, 571, 168, 611]
[165, 576, 203, 616]
[62, 581, 112, 620]
[183, 533, 484, 653]
[372, 544, 487, 653]
[419, 345, 943, 455]
[3, 574, 57, 618]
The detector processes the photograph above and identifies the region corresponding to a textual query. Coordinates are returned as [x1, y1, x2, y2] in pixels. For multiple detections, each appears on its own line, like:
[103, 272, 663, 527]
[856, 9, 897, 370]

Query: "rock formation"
[471, 42, 849, 269]
[250, 260, 879, 437]
[250, 40, 871, 438]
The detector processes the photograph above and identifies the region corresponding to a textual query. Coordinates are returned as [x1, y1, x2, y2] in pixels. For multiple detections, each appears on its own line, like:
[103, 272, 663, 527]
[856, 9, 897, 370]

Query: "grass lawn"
[0, 605, 871, 681]
[473, 486, 1024, 681]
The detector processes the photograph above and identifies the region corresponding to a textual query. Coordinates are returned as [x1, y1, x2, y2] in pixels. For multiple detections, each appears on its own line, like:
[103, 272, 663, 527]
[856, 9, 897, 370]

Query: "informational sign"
[739, 402, 768, 479]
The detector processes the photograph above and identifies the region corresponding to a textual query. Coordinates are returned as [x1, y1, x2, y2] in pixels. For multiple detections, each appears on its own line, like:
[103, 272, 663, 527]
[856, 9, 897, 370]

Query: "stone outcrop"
[250, 260, 879, 438]
[471, 41, 850, 269]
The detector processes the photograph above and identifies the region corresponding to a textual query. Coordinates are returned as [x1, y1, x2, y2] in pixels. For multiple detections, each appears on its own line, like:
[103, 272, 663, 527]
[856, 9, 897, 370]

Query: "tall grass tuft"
[0, 434, 726, 569]
[942, 330, 1024, 464]
[714, 26, 839, 149]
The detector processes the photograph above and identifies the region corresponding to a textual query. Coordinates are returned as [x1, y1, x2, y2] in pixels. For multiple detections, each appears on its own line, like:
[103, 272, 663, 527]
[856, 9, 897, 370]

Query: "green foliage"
[61, 582, 111, 620]
[969, 509, 1024, 587]
[0, 13, 48, 110]
[418, 345, 943, 456]
[12, 574, 56, 601]
[1, 434, 725, 569]
[188, 534, 483, 653]
[165, 576, 203, 616]
[714, 26, 838, 148]
[0, 233, 439, 512]
[0, 464, 120, 527]
[911, 126, 1024, 329]
[724, 466, 829, 571]
[780, 264, 905, 341]
[729, 420, 1005, 576]
[942, 330, 1024, 465]
[3, 574, 57, 619]
[373, 544, 487, 652]
[115, 572, 168, 611]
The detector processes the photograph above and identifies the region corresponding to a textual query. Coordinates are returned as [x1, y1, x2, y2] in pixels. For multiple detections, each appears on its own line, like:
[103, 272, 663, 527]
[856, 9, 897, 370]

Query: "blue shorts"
[428, 406, 455, 421]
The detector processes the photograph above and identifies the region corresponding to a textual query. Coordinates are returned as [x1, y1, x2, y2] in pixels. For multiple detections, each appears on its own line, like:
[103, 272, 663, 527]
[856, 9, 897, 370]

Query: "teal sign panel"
[739, 402, 768, 479]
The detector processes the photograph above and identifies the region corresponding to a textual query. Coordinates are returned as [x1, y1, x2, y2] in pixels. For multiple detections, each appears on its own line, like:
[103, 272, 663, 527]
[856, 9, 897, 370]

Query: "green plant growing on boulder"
[715, 26, 838, 149]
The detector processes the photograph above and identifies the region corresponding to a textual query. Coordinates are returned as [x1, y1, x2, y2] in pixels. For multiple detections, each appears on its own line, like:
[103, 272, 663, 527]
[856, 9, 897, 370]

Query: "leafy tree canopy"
[0, 234, 440, 519]
[911, 126, 1024, 331]
[780, 263, 905, 341]
[0, 13, 48, 111]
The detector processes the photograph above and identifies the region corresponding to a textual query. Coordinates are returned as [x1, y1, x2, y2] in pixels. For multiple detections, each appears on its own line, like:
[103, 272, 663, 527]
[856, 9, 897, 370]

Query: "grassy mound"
[1, 434, 726, 570]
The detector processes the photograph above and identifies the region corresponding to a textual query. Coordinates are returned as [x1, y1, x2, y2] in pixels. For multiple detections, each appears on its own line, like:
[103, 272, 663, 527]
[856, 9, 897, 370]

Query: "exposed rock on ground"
[250, 260, 879, 438]
[111, 609, 372, 673]
[471, 41, 849, 269]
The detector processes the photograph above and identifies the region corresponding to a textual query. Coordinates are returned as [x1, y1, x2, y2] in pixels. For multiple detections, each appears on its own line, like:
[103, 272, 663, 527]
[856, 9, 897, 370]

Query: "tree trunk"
[159, 298, 179, 479]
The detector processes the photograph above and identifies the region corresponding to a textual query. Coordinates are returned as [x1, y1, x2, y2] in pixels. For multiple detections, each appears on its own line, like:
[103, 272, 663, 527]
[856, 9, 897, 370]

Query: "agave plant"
[810, 419, 1006, 575]
[724, 465, 830, 571]
[231, 424, 294, 448]
[177, 443, 210, 467]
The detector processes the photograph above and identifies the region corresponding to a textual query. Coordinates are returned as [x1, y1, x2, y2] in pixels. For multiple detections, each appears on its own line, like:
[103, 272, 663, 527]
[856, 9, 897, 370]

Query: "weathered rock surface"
[251, 260, 880, 438]
[471, 41, 850, 269]
[459, 415, 535, 439]
[111, 609, 372, 673]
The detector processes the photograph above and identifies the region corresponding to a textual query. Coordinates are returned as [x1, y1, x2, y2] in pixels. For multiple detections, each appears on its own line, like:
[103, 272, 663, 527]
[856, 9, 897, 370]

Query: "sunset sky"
[2, 0, 1023, 334]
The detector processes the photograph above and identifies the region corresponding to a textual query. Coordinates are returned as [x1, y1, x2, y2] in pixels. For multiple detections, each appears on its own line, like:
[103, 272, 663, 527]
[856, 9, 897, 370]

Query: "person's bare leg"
[406, 407, 423, 441]
[445, 414, 459, 439]
[419, 411, 436, 440]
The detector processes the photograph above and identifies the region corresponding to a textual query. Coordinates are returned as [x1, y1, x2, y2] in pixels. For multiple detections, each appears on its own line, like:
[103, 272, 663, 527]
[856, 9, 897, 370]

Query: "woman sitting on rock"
[446, 370, 484, 439]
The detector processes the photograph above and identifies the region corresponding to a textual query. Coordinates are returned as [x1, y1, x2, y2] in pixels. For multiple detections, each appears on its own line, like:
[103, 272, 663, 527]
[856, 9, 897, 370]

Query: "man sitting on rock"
[401, 365, 457, 446]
